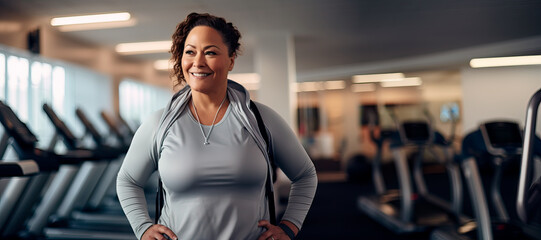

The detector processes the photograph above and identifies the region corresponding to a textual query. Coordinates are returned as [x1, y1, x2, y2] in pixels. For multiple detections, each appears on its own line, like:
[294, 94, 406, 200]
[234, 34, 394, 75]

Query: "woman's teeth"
[192, 73, 210, 77]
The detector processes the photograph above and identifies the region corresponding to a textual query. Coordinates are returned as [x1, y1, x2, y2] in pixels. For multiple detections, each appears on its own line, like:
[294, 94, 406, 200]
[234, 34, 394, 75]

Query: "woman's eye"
[184, 50, 195, 55]
[205, 51, 216, 56]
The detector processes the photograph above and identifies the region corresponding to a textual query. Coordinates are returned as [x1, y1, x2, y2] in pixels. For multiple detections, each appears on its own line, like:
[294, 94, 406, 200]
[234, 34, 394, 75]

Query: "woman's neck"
[191, 89, 227, 109]
[189, 89, 229, 125]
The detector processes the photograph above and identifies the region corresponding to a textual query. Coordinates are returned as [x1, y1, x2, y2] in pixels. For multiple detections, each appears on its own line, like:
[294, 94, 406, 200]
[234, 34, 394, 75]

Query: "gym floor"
[295, 160, 521, 240]
[296, 173, 429, 240]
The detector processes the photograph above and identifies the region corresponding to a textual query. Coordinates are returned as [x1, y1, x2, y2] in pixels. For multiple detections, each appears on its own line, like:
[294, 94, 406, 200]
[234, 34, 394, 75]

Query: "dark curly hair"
[170, 12, 242, 87]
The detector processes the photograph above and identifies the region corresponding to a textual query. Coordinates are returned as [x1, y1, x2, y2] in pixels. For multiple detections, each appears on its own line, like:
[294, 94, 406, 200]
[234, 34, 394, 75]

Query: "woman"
[117, 12, 317, 240]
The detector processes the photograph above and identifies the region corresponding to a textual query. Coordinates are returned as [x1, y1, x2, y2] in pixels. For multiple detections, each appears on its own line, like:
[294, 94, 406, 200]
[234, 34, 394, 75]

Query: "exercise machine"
[29, 104, 131, 231]
[358, 108, 465, 234]
[0, 101, 136, 239]
[517, 88, 541, 239]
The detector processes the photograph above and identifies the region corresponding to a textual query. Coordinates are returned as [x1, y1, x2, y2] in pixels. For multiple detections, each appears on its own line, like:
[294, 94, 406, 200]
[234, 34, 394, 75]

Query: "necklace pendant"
[204, 141, 210, 145]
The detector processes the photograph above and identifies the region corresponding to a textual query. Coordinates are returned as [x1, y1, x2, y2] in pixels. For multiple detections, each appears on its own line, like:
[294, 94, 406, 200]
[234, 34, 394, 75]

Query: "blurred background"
[1, 0, 541, 239]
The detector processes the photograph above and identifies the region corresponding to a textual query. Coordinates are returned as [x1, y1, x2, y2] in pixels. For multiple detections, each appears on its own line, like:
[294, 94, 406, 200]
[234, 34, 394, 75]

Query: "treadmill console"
[480, 121, 522, 156]
[400, 121, 431, 145]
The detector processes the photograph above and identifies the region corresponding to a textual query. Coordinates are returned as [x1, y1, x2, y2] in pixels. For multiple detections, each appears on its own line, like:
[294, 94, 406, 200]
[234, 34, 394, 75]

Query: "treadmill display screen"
[484, 122, 522, 149]
[403, 122, 430, 142]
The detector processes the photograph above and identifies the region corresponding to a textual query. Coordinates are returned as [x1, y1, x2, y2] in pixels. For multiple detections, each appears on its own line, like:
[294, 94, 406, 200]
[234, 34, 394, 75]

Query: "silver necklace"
[191, 95, 227, 145]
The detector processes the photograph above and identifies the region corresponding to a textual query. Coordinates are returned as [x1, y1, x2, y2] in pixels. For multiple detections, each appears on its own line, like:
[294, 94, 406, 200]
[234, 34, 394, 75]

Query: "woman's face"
[182, 26, 235, 94]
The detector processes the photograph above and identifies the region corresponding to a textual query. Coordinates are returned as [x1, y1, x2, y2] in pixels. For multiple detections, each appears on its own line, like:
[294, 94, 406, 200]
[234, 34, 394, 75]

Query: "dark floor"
[295, 179, 430, 240]
[294, 158, 525, 240]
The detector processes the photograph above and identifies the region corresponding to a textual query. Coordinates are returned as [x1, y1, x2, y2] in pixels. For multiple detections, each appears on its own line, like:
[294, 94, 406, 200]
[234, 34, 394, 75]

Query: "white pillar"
[254, 32, 297, 130]
[342, 80, 360, 167]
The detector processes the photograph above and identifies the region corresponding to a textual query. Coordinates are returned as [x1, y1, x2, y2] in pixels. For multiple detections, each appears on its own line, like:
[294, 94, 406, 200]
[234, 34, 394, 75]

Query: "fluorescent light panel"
[470, 55, 541, 68]
[352, 83, 376, 92]
[324, 80, 345, 90]
[116, 41, 172, 54]
[56, 19, 136, 32]
[296, 82, 322, 92]
[352, 73, 405, 83]
[380, 77, 422, 87]
[294, 80, 345, 92]
[51, 12, 131, 26]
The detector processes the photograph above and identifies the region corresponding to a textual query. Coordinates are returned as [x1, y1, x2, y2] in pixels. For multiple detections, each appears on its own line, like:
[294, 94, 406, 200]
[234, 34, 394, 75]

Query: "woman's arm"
[255, 103, 318, 231]
[117, 110, 163, 239]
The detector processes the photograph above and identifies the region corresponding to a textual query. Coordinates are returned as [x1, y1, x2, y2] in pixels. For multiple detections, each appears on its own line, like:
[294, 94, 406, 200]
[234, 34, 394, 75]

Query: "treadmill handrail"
[100, 111, 130, 147]
[462, 157, 493, 240]
[0, 101, 39, 149]
[0, 160, 39, 177]
[42, 103, 79, 149]
[517, 88, 541, 223]
[75, 108, 104, 146]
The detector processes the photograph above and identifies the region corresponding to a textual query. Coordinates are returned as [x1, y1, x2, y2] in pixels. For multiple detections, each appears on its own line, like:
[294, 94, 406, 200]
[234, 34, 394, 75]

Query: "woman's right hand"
[141, 224, 178, 240]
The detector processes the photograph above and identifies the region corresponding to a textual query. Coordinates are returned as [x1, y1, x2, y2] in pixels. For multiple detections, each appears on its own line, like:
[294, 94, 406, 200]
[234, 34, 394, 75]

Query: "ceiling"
[1, 0, 541, 81]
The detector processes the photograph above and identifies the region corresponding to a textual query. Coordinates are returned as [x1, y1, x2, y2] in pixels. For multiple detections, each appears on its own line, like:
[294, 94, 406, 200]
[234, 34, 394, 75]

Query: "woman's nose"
[193, 53, 206, 67]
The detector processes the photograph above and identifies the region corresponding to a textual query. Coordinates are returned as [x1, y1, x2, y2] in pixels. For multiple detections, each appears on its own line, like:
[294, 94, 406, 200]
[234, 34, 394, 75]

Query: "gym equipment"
[0, 101, 136, 239]
[0, 101, 94, 238]
[433, 118, 541, 239]
[100, 111, 134, 148]
[75, 107, 128, 212]
[30, 104, 131, 231]
[358, 109, 465, 234]
[0, 160, 39, 177]
[76, 108, 129, 153]
[517, 88, 541, 239]
[431, 121, 529, 239]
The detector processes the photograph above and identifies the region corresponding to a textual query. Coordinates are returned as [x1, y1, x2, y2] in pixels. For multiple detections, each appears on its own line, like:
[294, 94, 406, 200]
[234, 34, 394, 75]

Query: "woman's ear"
[228, 53, 236, 71]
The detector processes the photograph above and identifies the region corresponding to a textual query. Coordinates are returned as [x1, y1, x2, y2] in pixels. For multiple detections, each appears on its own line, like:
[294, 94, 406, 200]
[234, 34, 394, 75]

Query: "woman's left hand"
[257, 220, 290, 240]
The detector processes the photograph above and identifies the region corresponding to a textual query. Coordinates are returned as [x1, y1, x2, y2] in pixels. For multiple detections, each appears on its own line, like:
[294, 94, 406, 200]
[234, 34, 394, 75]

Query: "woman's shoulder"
[252, 101, 279, 118]
[251, 101, 288, 129]
[134, 108, 165, 135]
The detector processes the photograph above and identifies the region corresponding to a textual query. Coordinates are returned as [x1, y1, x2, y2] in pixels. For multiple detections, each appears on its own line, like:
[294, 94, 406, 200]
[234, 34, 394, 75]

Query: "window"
[7, 55, 29, 121]
[52, 66, 65, 116]
[1, 45, 113, 149]
[119, 79, 171, 128]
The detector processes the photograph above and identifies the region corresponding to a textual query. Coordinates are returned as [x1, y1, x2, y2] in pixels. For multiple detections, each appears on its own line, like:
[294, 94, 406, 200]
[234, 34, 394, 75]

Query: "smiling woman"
[116, 12, 317, 240]
[170, 13, 241, 89]
[181, 26, 235, 99]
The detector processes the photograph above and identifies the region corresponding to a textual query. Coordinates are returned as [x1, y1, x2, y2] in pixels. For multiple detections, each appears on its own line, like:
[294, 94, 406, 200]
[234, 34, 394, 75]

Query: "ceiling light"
[116, 41, 172, 55]
[51, 12, 131, 26]
[470, 55, 541, 68]
[56, 19, 136, 32]
[352, 73, 405, 83]
[295, 82, 323, 92]
[352, 83, 376, 92]
[324, 80, 346, 90]
[380, 77, 422, 87]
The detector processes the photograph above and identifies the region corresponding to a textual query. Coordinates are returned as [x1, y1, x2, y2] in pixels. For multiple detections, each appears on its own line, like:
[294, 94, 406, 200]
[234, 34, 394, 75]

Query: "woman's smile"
[181, 26, 235, 94]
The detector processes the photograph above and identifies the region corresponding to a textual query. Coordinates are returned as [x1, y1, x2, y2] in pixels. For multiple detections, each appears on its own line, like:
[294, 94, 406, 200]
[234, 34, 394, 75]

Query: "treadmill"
[430, 121, 531, 239]
[358, 119, 465, 234]
[516, 88, 541, 239]
[75, 107, 128, 212]
[29, 104, 132, 231]
[100, 111, 133, 148]
[0, 158, 41, 234]
[0, 101, 136, 239]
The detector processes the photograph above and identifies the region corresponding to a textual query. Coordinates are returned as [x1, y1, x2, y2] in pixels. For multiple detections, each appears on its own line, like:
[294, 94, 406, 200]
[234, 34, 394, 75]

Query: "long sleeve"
[116, 110, 163, 239]
[255, 103, 318, 230]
